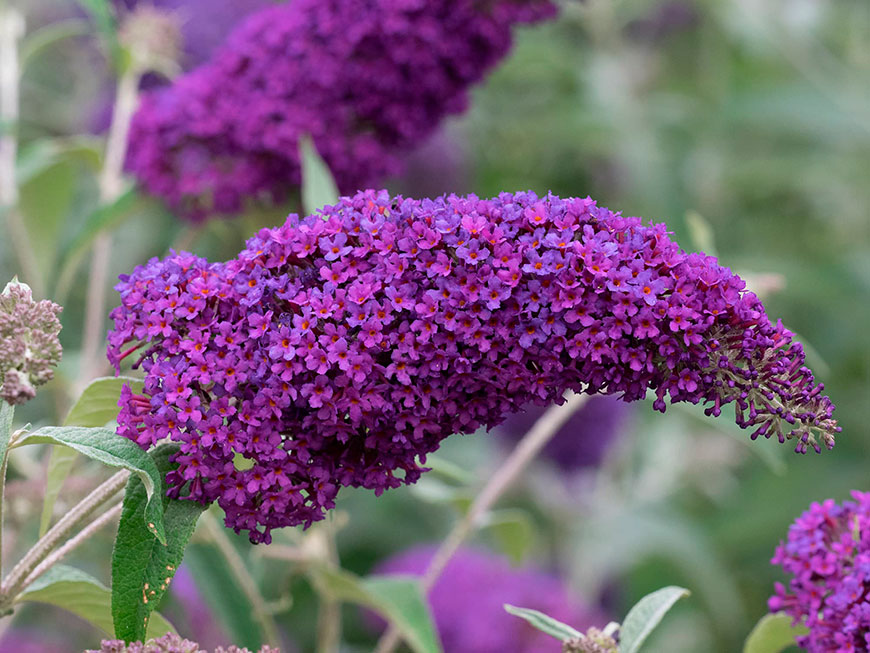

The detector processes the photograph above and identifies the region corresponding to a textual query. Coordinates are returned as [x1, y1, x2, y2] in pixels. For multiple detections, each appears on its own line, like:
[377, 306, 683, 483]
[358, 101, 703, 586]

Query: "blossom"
[497, 395, 631, 471]
[0, 279, 63, 405]
[373, 546, 604, 652]
[769, 492, 870, 652]
[88, 633, 278, 653]
[108, 190, 838, 543]
[124, 0, 556, 220]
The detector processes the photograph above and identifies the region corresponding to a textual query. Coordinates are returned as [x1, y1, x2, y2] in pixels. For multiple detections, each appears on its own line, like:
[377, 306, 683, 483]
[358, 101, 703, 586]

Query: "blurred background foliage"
[0, 0, 868, 651]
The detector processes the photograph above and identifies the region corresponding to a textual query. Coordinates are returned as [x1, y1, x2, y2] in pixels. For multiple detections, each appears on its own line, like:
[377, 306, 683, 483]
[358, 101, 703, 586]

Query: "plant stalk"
[0, 469, 128, 604]
[373, 392, 590, 653]
[0, 6, 44, 298]
[21, 501, 122, 590]
[79, 64, 142, 390]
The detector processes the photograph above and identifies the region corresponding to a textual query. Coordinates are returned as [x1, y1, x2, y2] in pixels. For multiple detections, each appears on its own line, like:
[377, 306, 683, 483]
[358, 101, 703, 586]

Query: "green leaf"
[38, 377, 141, 536]
[18, 564, 173, 638]
[16, 137, 102, 186]
[18, 159, 77, 282]
[299, 134, 339, 214]
[503, 604, 584, 642]
[483, 509, 534, 565]
[16, 426, 166, 544]
[619, 586, 690, 653]
[21, 19, 91, 68]
[184, 542, 265, 649]
[38, 445, 79, 537]
[112, 444, 206, 644]
[743, 612, 808, 653]
[308, 566, 442, 653]
[53, 186, 143, 302]
[685, 210, 718, 257]
[65, 376, 143, 428]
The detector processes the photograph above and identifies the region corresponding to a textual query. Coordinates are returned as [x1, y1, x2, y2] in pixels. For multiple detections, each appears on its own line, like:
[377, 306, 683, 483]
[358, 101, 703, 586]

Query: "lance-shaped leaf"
[16, 426, 166, 543]
[503, 604, 584, 642]
[619, 586, 690, 653]
[300, 134, 339, 214]
[18, 564, 174, 638]
[112, 444, 207, 643]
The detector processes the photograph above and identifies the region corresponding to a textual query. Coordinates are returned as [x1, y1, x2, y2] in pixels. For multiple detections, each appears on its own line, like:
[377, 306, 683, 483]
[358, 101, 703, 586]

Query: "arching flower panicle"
[108, 190, 838, 542]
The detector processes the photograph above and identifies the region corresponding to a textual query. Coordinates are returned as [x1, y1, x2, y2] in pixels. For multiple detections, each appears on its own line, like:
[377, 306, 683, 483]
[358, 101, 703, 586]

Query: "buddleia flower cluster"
[374, 546, 604, 652]
[769, 492, 870, 651]
[108, 190, 839, 543]
[0, 279, 62, 406]
[90, 633, 278, 653]
[125, 0, 556, 220]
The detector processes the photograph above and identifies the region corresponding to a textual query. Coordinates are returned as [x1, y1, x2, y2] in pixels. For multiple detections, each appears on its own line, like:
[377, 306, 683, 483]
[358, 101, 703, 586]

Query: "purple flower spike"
[769, 492, 870, 652]
[124, 0, 557, 221]
[108, 190, 838, 543]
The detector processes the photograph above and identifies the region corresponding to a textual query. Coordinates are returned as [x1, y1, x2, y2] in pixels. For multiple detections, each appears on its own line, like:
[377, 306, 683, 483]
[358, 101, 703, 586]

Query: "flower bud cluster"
[91, 633, 278, 653]
[0, 279, 62, 405]
[108, 190, 838, 542]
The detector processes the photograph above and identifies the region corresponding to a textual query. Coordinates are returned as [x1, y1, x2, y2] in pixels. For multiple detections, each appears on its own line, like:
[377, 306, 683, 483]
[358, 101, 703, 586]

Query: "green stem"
[316, 515, 342, 653]
[0, 6, 44, 298]
[0, 469, 128, 606]
[78, 64, 142, 391]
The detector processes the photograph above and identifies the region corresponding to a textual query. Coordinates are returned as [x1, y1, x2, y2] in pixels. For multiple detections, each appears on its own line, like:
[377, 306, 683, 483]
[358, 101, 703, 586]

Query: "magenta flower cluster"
[108, 190, 838, 543]
[374, 546, 603, 652]
[125, 0, 556, 221]
[769, 492, 870, 652]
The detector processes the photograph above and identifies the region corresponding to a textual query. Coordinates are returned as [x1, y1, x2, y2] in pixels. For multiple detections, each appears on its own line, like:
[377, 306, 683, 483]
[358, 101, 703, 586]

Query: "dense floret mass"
[375, 546, 603, 652]
[108, 190, 838, 542]
[124, 0, 556, 220]
[769, 492, 870, 652]
[90, 633, 278, 653]
[0, 280, 63, 405]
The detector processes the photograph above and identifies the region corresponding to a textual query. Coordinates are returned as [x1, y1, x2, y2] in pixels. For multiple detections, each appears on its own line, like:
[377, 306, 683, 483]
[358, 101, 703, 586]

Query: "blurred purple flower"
[497, 395, 631, 471]
[0, 630, 68, 653]
[125, 0, 556, 220]
[395, 130, 471, 199]
[374, 546, 604, 652]
[769, 491, 870, 652]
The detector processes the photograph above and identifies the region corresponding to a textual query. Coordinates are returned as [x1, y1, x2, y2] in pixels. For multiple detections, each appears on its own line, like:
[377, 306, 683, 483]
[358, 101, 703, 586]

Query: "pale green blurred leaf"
[18, 564, 174, 638]
[503, 604, 583, 642]
[743, 612, 807, 653]
[308, 566, 442, 653]
[620, 586, 690, 653]
[483, 508, 534, 565]
[300, 134, 339, 214]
